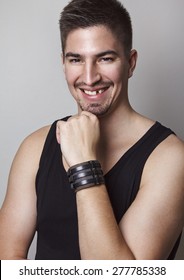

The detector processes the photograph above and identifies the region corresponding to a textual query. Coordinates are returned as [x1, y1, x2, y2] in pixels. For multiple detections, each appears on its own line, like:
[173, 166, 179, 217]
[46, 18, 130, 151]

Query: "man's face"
[63, 25, 133, 116]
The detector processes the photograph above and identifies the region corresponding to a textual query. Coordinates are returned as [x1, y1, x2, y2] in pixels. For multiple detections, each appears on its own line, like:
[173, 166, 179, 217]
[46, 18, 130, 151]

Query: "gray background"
[0, 0, 183, 259]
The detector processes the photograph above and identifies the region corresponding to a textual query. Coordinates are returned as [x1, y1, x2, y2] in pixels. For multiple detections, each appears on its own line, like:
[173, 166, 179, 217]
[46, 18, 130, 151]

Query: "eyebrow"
[96, 50, 119, 58]
[65, 52, 80, 58]
[65, 50, 119, 58]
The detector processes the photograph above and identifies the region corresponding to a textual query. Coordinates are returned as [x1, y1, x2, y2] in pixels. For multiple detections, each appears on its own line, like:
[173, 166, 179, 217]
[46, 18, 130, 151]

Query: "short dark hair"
[59, 0, 132, 57]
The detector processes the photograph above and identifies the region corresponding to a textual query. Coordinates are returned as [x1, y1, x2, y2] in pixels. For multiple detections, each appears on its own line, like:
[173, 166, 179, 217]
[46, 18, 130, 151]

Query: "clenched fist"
[56, 111, 100, 167]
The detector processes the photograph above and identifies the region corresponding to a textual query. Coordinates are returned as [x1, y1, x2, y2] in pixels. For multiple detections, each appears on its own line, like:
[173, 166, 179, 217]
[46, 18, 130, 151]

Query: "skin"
[62, 26, 135, 118]
[0, 25, 184, 260]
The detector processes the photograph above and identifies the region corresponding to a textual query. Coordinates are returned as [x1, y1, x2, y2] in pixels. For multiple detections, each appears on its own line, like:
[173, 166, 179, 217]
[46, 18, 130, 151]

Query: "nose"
[82, 61, 101, 86]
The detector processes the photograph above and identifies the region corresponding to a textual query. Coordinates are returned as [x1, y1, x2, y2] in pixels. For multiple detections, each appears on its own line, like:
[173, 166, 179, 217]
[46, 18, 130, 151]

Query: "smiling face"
[63, 25, 136, 116]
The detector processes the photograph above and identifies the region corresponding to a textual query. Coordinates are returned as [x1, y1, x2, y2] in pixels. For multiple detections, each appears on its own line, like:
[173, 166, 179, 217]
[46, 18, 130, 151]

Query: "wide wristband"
[67, 160, 105, 192]
[67, 160, 101, 175]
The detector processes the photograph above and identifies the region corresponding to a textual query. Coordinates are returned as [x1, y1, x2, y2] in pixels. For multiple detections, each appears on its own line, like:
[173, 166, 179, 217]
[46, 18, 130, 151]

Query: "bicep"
[120, 184, 184, 259]
[0, 189, 37, 259]
[119, 138, 184, 259]
[0, 131, 45, 259]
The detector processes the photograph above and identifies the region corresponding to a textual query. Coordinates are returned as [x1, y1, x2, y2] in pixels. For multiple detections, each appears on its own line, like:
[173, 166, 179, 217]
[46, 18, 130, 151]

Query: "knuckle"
[56, 121, 62, 129]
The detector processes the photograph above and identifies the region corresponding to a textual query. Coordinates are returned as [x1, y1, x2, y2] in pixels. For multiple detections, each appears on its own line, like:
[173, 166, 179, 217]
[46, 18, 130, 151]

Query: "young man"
[0, 0, 184, 260]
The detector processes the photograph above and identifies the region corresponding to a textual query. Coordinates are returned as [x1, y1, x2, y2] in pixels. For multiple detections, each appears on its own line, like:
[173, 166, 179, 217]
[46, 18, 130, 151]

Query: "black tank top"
[35, 117, 181, 259]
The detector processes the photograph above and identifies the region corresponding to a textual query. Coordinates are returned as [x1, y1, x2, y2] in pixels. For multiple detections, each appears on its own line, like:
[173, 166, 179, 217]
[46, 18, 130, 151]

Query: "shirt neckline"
[104, 121, 159, 178]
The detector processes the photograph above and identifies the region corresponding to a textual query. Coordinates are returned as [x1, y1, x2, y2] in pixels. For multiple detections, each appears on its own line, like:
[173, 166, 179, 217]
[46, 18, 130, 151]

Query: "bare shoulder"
[7, 124, 52, 192]
[142, 133, 184, 188]
[21, 125, 51, 152]
[120, 134, 184, 259]
[156, 134, 184, 167]
[160, 133, 184, 155]
[15, 125, 51, 165]
[0, 125, 51, 259]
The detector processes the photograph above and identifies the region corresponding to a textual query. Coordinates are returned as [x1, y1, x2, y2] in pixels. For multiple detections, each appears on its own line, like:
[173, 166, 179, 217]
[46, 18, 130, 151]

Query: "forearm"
[0, 238, 28, 260]
[76, 184, 135, 260]
[0, 245, 28, 260]
[56, 112, 135, 259]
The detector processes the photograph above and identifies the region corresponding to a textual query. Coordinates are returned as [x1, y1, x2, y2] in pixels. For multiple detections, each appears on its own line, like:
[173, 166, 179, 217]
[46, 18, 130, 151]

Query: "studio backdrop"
[0, 0, 183, 259]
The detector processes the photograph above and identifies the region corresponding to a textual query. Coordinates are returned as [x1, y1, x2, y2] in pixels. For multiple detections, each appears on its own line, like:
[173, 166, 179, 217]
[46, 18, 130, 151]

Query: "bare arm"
[77, 135, 184, 259]
[119, 135, 184, 259]
[0, 126, 49, 259]
[57, 112, 184, 259]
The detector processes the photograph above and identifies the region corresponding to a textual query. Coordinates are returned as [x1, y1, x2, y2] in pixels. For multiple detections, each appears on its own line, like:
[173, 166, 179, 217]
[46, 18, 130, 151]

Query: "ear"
[128, 49, 138, 78]
[61, 53, 66, 74]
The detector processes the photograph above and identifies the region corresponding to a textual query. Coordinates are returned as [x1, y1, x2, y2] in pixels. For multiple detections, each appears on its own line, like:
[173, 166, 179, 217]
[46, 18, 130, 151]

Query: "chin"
[81, 104, 111, 117]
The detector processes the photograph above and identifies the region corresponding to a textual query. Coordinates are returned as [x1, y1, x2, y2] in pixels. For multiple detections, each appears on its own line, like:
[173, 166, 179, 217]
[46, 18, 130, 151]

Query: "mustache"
[75, 81, 113, 88]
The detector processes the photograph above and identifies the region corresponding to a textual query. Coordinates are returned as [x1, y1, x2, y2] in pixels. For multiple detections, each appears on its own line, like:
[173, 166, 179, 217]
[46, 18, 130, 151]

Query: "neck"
[76, 99, 152, 174]
[77, 96, 142, 148]
[96, 101, 139, 173]
[98, 99, 136, 139]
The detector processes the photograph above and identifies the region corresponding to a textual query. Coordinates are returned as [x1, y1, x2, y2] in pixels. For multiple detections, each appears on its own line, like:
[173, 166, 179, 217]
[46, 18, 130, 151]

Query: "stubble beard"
[75, 81, 113, 116]
[78, 101, 111, 116]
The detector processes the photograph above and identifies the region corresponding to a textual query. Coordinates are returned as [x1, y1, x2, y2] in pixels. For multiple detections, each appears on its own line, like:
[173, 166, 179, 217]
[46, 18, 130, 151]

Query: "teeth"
[84, 90, 97, 95]
[83, 89, 105, 95]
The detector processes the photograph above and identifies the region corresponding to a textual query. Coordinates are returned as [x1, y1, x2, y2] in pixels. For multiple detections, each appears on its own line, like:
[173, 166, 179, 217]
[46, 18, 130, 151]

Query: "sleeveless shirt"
[35, 117, 181, 260]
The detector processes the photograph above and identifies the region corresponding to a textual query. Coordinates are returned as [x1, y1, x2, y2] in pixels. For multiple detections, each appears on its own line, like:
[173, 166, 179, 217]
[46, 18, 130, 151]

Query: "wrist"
[68, 155, 97, 168]
[67, 160, 104, 192]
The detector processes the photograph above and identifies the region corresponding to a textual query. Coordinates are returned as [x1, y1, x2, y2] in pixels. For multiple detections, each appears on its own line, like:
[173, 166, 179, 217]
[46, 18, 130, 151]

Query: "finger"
[80, 111, 96, 119]
[67, 114, 80, 122]
[56, 120, 63, 144]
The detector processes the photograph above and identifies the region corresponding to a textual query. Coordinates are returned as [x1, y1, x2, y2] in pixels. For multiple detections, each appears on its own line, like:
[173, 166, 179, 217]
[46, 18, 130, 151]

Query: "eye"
[99, 57, 114, 63]
[69, 58, 81, 64]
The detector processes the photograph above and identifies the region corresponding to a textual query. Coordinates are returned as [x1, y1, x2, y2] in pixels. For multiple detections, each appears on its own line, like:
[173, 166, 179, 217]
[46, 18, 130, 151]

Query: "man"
[0, 0, 184, 260]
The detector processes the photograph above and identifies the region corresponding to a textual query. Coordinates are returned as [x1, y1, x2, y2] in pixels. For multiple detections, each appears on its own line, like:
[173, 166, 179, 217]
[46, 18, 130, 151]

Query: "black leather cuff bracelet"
[67, 160, 105, 192]
[67, 160, 101, 175]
